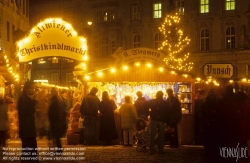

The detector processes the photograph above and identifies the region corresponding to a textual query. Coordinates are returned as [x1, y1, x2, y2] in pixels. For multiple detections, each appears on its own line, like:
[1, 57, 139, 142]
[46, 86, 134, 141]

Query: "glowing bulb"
[147, 63, 152, 68]
[123, 65, 128, 71]
[159, 67, 164, 72]
[135, 62, 140, 67]
[110, 68, 116, 73]
[84, 75, 90, 80]
[97, 72, 103, 77]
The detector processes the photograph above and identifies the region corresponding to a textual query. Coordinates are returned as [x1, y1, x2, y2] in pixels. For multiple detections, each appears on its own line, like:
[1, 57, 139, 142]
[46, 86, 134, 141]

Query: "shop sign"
[17, 18, 88, 62]
[204, 63, 233, 78]
[113, 47, 166, 65]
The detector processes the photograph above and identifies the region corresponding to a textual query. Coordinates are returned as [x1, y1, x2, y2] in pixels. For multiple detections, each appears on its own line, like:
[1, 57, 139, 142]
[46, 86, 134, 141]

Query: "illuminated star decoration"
[158, 14, 193, 71]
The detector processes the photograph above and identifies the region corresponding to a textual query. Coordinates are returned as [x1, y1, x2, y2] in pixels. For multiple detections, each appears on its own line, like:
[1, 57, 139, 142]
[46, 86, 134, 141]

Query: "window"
[51, 73, 59, 85]
[153, 3, 162, 18]
[134, 35, 140, 48]
[52, 57, 58, 63]
[96, 11, 100, 24]
[110, 10, 115, 22]
[101, 37, 108, 56]
[66, 73, 73, 86]
[104, 10, 108, 22]
[7, 22, 10, 42]
[154, 33, 162, 50]
[176, 0, 184, 15]
[226, 26, 235, 49]
[200, 29, 209, 51]
[225, 0, 235, 10]
[133, 5, 141, 20]
[111, 41, 116, 54]
[200, 0, 209, 13]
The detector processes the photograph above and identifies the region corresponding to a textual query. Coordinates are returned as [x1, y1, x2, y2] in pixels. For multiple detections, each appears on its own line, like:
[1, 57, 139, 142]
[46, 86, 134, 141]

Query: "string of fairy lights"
[4, 55, 20, 82]
[158, 14, 193, 72]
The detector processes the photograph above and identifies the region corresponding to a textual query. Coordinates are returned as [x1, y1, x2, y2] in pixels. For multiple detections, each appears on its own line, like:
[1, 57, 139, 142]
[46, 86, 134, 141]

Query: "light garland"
[158, 13, 193, 72]
[4, 55, 20, 82]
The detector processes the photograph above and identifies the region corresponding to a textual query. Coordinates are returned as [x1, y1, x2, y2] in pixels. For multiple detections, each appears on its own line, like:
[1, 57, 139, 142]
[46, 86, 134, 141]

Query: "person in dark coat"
[99, 91, 118, 145]
[146, 91, 168, 154]
[166, 88, 182, 148]
[48, 87, 67, 153]
[0, 95, 8, 151]
[194, 89, 205, 145]
[17, 81, 39, 163]
[134, 91, 148, 120]
[80, 87, 100, 145]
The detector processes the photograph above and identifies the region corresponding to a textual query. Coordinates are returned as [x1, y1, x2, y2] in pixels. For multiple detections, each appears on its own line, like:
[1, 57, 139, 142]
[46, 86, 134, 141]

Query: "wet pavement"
[1, 138, 248, 163]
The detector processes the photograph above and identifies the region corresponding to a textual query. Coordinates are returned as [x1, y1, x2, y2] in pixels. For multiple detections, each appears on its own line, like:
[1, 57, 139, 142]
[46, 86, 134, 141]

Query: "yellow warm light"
[4, 55, 7, 59]
[123, 65, 128, 71]
[182, 74, 188, 78]
[31, 28, 36, 33]
[65, 23, 72, 29]
[147, 63, 152, 68]
[229, 80, 234, 83]
[87, 21, 92, 25]
[80, 38, 86, 42]
[110, 68, 116, 73]
[83, 55, 88, 61]
[84, 75, 90, 80]
[171, 71, 175, 74]
[24, 38, 30, 43]
[135, 62, 140, 67]
[242, 78, 247, 82]
[37, 22, 44, 27]
[45, 18, 53, 23]
[55, 18, 62, 24]
[159, 67, 164, 72]
[97, 72, 103, 77]
[53, 57, 57, 59]
[72, 31, 77, 36]
[196, 77, 201, 81]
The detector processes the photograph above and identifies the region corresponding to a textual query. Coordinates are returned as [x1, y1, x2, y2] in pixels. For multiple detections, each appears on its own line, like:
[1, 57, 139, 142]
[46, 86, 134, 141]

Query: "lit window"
[176, 0, 184, 15]
[226, 26, 235, 49]
[200, 0, 209, 13]
[52, 57, 58, 63]
[101, 37, 108, 56]
[110, 10, 115, 22]
[104, 11, 108, 22]
[134, 35, 140, 48]
[200, 29, 209, 51]
[154, 33, 162, 50]
[133, 5, 141, 20]
[38, 59, 46, 64]
[225, 0, 235, 10]
[153, 3, 162, 18]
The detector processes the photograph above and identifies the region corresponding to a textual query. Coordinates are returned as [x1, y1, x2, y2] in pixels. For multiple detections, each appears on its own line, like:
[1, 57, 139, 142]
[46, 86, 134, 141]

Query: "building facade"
[29, 0, 250, 88]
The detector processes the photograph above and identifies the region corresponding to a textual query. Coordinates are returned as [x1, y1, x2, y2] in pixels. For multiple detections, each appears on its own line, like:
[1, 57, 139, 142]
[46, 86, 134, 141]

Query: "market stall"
[79, 49, 196, 145]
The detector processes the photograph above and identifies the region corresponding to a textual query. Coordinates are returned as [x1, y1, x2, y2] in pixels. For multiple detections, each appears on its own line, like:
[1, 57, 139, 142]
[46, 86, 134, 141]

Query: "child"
[134, 118, 149, 146]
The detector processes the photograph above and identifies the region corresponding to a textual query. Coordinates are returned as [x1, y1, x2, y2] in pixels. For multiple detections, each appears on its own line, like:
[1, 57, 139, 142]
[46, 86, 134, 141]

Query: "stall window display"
[87, 82, 193, 113]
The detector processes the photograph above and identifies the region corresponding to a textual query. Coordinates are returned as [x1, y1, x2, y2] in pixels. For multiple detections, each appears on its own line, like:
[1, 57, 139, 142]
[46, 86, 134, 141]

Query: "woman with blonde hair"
[120, 95, 138, 146]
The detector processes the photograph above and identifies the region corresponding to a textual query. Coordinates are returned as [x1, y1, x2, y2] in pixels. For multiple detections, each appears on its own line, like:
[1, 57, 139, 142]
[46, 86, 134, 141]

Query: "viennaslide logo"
[219, 143, 248, 162]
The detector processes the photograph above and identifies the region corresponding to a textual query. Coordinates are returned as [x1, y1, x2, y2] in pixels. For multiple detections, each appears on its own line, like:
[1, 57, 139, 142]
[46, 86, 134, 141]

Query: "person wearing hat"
[80, 87, 100, 145]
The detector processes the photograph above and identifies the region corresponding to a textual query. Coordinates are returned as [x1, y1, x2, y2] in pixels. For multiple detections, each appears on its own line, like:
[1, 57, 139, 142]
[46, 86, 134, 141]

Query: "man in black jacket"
[80, 87, 100, 145]
[146, 91, 168, 154]
[166, 88, 182, 148]
[18, 81, 39, 163]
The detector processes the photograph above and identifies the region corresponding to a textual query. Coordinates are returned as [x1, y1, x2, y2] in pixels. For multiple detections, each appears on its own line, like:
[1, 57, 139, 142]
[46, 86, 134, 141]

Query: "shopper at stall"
[48, 87, 67, 153]
[99, 91, 118, 145]
[17, 81, 39, 163]
[80, 87, 100, 145]
[134, 91, 148, 120]
[166, 88, 182, 148]
[194, 89, 205, 145]
[0, 95, 8, 151]
[120, 95, 138, 146]
[146, 91, 168, 154]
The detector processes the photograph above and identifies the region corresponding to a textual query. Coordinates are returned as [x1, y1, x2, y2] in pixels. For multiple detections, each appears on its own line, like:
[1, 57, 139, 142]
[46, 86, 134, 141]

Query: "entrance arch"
[17, 18, 88, 62]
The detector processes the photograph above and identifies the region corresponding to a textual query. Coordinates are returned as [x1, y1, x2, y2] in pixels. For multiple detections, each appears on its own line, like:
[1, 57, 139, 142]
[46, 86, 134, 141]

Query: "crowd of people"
[194, 85, 250, 161]
[80, 87, 182, 154]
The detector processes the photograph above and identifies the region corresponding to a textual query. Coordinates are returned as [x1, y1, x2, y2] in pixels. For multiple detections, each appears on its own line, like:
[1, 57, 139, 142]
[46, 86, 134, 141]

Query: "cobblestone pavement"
[1, 138, 248, 163]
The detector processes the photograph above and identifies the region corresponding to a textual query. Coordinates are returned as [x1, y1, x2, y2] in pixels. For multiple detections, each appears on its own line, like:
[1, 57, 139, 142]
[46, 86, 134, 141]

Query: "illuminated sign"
[113, 47, 166, 65]
[17, 18, 88, 62]
[204, 63, 233, 78]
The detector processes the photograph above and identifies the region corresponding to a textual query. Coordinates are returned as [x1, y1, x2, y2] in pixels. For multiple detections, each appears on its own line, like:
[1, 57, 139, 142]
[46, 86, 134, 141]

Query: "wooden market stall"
[84, 66, 196, 145]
